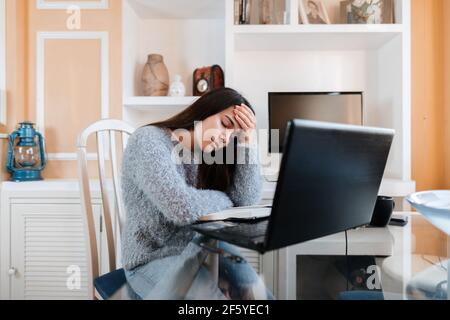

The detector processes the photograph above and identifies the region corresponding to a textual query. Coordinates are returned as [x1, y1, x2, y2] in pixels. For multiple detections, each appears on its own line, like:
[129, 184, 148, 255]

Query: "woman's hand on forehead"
[233, 104, 256, 132]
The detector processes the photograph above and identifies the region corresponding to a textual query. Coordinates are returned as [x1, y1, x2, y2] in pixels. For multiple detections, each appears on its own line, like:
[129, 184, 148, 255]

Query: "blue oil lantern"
[6, 122, 47, 182]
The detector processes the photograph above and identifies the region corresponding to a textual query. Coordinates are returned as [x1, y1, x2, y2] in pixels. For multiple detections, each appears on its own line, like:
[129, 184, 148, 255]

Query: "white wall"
[233, 49, 369, 166]
[124, 107, 184, 127]
[233, 50, 369, 129]
[232, 36, 405, 180]
[123, 0, 141, 98]
[374, 36, 404, 179]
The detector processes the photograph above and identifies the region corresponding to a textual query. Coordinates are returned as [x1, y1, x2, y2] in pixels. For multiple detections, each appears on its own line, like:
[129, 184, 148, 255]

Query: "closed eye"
[223, 115, 237, 128]
[222, 116, 235, 129]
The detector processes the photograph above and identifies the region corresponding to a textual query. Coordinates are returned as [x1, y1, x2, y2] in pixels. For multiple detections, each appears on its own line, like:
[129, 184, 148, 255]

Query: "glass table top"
[111, 213, 449, 300]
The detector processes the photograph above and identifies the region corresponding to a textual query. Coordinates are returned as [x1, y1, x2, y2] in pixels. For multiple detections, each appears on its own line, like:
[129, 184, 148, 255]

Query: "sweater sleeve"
[226, 143, 263, 207]
[123, 127, 233, 226]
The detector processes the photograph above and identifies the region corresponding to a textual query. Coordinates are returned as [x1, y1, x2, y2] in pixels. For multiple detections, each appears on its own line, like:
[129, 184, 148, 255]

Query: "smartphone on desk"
[389, 214, 409, 227]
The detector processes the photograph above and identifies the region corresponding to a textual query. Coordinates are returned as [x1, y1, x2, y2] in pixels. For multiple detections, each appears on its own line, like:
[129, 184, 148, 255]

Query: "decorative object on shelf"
[6, 121, 46, 182]
[169, 75, 186, 97]
[234, 0, 241, 24]
[262, 0, 271, 24]
[262, 0, 287, 24]
[235, 0, 287, 25]
[237, 0, 250, 24]
[142, 54, 170, 96]
[299, 0, 331, 24]
[193, 65, 225, 96]
[340, 0, 394, 24]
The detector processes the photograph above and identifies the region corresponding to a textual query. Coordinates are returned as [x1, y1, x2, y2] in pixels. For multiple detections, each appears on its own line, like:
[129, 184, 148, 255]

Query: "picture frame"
[340, 0, 395, 24]
[237, 0, 287, 25]
[299, 0, 331, 25]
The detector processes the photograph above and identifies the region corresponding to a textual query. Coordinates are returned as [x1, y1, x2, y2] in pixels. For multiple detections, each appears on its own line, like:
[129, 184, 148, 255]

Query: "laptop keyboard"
[221, 220, 269, 239]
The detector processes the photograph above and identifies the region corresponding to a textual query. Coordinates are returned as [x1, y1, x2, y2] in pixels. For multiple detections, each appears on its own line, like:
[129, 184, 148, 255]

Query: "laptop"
[192, 119, 394, 254]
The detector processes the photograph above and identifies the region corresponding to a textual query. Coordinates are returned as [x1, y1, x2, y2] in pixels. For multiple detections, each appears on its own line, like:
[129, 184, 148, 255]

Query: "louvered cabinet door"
[9, 203, 100, 300]
[238, 248, 261, 273]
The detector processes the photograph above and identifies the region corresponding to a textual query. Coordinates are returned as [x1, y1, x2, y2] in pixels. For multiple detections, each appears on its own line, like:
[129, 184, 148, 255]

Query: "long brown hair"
[150, 87, 255, 192]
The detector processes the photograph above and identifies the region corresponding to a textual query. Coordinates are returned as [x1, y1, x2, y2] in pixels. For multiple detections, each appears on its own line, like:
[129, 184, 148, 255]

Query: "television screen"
[269, 92, 363, 153]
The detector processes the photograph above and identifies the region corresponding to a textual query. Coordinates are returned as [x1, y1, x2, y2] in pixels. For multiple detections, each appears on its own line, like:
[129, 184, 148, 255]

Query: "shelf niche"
[123, 0, 226, 125]
[233, 0, 405, 26]
[123, 0, 226, 98]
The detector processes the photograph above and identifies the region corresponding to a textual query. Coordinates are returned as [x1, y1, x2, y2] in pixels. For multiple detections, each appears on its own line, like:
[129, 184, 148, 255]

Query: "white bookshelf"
[125, 0, 224, 19]
[124, 96, 200, 110]
[122, 0, 414, 297]
[227, 0, 412, 186]
[122, 0, 413, 186]
[233, 24, 405, 33]
[233, 24, 404, 50]
[122, 0, 226, 124]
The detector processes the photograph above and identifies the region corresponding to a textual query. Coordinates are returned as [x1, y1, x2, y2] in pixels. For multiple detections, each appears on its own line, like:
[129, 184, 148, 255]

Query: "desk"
[272, 212, 449, 300]
[117, 212, 449, 300]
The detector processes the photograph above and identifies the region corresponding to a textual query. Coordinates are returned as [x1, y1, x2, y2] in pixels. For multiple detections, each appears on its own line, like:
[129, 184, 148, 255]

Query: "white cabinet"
[0, 181, 102, 300]
[10, 203, 89, 300]
[0, 179, 265, 299]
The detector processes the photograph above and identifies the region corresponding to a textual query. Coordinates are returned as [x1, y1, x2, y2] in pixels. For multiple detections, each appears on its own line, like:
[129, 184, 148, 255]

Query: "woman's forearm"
[227, 145, 263, 206]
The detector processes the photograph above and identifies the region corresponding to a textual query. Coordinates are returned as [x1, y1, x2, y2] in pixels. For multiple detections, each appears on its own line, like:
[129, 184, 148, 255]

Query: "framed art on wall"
[299, 0, 331, 24]
[340, 0, 395, 24]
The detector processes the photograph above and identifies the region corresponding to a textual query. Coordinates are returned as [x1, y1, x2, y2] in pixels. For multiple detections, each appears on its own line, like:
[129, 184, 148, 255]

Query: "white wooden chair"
[76, 119, 136, 300]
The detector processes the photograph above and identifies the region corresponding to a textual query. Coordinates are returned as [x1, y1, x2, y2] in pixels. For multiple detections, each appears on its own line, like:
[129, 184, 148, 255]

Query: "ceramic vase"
[142, 54, 169, 96]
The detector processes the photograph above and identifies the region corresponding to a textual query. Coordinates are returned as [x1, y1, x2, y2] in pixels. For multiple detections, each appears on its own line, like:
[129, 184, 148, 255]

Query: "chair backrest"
[76, 119, 135, 299]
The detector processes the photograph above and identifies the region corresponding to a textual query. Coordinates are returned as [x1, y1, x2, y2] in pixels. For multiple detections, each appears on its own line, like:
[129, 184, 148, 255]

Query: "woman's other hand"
[233, 104, 257, 145]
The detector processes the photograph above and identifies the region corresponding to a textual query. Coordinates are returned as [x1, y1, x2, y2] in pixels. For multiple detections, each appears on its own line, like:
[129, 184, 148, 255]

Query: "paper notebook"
[198, 204, 272, 222]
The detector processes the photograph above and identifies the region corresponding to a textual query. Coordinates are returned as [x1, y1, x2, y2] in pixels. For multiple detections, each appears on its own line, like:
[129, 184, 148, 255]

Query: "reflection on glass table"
[385, 212, 449, 300]
[110, 213, 448, 300]
[110, 233, 273, 300]
[295, 213, 449, 300]
[406, 190, 450, 300]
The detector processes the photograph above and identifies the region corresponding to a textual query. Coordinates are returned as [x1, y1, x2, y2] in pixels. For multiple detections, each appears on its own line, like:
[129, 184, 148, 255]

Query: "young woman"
[121, 87, 269, 299]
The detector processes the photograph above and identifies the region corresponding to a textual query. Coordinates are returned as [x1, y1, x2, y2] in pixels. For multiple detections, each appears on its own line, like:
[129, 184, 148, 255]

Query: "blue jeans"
[125, 240, 274, 300]
[216, 242, 274, 300]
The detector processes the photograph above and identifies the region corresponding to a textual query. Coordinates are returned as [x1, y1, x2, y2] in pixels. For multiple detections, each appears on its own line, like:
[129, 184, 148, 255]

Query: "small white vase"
[169, 75, 186, 97]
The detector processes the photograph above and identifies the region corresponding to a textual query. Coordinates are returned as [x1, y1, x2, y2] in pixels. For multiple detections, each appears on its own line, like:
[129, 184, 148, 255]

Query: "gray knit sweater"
[121, 125, 263, 270]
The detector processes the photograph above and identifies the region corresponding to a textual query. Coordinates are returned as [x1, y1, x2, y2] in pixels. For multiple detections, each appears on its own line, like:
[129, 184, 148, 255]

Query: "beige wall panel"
[27, 0, 122, 178]
[44, 39, 101, 154]
[411, 0, 448, 257]
[44, 0, 99, 2]
[44, 159, 100, 180]
[444, 0, 450, 188]
[2, 0, 28, 180]
[411, 0, 445, 191]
